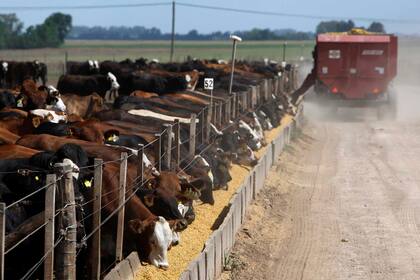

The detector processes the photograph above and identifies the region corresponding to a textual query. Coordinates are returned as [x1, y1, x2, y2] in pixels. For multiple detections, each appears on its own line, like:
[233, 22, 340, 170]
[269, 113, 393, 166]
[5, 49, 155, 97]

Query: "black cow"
[67, 60, 99, 75]
[57, 74, 111, 96]
[0, 91, 17, 110]
[0, 61, 8, 88]
[6, 61, 47, 87]
[33, 122, 72, 137]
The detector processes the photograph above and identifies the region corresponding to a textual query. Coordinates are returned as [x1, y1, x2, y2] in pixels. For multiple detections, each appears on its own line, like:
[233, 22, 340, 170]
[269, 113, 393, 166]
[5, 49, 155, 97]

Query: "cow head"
[256, 110, 273, 130]
[139, 188, 187, 230]
[220, 126, 258, 166]
[44, 86, 67, 112]
[233, 139, 259, 167]
[238, 120, 262, 151]
[128, 216, 173, 269]
[46, 85, 60, 97]
[32, 60, 42, 76]
[93, 60, 99, 71]
[192, 155, 213, 185]
[207, 148, 232, 190]
[181, 176, 214, 205]
[185, 70, 203, 91]
[88, 60, 95, 72]
[1, 62, 8, 73]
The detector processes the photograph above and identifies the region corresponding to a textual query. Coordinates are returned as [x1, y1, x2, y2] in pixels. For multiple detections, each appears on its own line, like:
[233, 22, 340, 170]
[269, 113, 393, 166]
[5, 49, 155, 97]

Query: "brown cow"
[0, 144, 38, 158]
[18, 80, 48, 110]
[61, 93, 106, 118]
[130, 90, 159, 99]
[0, 127, 21, 144]
[16, 134, 183, 268]
[149, 69, 202, 91]
[0, 108, 28, 119]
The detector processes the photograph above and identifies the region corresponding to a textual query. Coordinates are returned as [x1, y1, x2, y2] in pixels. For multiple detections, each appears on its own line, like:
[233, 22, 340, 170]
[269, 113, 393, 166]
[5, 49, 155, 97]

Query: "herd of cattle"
[0, 56, 300, 279]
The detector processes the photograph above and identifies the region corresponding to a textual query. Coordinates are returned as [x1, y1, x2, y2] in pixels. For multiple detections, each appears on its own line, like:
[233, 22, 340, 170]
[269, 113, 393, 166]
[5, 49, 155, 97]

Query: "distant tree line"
[0, 13, 72, 49]
[0, 12, 387, 49]
[67, 26, 315, 40]
[67, 21, 386, 41]
[316, 20, 386, 34]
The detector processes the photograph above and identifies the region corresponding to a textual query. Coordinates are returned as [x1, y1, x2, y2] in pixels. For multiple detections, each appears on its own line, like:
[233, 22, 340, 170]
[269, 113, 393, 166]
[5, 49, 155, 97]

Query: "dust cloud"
[393, 38, 420, 121]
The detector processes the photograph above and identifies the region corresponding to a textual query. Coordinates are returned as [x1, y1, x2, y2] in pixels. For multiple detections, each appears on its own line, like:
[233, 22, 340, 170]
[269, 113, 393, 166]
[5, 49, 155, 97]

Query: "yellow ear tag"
[84, 178, 92, 188]
[107, 134, 118, 142]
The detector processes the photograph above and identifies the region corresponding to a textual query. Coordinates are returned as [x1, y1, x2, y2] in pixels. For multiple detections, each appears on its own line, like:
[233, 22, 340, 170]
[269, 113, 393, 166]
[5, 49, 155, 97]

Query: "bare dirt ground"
[221, 108, 420, 279]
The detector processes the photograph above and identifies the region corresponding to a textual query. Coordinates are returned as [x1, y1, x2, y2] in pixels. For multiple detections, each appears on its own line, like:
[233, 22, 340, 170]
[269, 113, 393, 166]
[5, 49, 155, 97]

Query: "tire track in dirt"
[222, 120, 420, 280]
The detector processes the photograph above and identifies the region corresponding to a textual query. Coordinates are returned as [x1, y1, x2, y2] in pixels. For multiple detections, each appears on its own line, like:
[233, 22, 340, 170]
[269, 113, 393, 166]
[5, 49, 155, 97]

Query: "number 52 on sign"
[204, 78, 214, 90]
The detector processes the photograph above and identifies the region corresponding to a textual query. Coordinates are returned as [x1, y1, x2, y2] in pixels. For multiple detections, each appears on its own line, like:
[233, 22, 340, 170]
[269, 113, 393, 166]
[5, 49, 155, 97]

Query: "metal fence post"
[189, 114, 197, 158]
[44, 174, 56, 280]
[233, 93, 238, 119]
[200, 110, 206, 146]
[267, 79, 272, 100]
[116, 153, 128, 263]
[154, 134, 162, 173]
[0, 203, 5, 280]
[256, 85, 260, 106]
[250, 86, 256, 108]
[274, 77, 279, 97]
[217, 103, 223, 127]
[55, 163, 77, 280]
[226, 98, 231, 123]
[237, 92, 241, 117]
[164, 124, 173, 170]
[173, 120, 180, 170]
[137, 145, 144, 184]
[279, 74, 285, 94]
[212, 103, 217, 124]
[205, 106, 211, 143]
[247, 88, 252, 109]
[91, 159, 103, 280]
[264, 80, 269, 101]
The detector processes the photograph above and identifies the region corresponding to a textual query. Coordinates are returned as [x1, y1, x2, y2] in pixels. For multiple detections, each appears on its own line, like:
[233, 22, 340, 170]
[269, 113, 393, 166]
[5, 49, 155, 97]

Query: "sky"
[1, 0, 419, 34]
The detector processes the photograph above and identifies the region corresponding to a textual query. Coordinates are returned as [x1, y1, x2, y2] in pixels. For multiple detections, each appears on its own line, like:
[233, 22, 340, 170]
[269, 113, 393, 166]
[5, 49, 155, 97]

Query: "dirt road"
[223, 116, 420, 280]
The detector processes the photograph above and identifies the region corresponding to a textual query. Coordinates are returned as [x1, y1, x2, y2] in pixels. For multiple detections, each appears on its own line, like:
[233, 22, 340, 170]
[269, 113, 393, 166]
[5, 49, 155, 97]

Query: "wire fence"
[0, 67, 298, 279]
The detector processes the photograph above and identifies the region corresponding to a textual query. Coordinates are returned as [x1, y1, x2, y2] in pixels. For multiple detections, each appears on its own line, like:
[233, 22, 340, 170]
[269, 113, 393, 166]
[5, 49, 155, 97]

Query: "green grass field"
[0, 40, 315, 84]
[0, 38, 417, 86]
[63, 40, 315, 61]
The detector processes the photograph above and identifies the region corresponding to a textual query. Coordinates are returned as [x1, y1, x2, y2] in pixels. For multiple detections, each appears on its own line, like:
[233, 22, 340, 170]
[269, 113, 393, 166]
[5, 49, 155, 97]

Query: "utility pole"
[282, 41, 287, 63]
[170, 1, 176, 62]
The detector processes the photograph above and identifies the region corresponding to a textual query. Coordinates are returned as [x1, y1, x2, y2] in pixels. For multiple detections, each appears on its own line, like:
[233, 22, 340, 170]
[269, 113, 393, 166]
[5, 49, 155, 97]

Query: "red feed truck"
[293, 30, 398, 118]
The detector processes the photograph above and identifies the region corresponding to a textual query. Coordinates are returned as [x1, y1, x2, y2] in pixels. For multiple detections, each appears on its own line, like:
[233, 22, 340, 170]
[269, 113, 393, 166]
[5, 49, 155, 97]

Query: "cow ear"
[128, 219, 147, 234]
[144, 194, 155, 207]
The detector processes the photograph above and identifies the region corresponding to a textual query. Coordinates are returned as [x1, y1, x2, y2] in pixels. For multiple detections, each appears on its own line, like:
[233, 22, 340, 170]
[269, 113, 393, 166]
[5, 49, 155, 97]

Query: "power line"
[0, 2, 171, 11]
[0, 1, 417, 25]
[176, 2, 420, 25]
